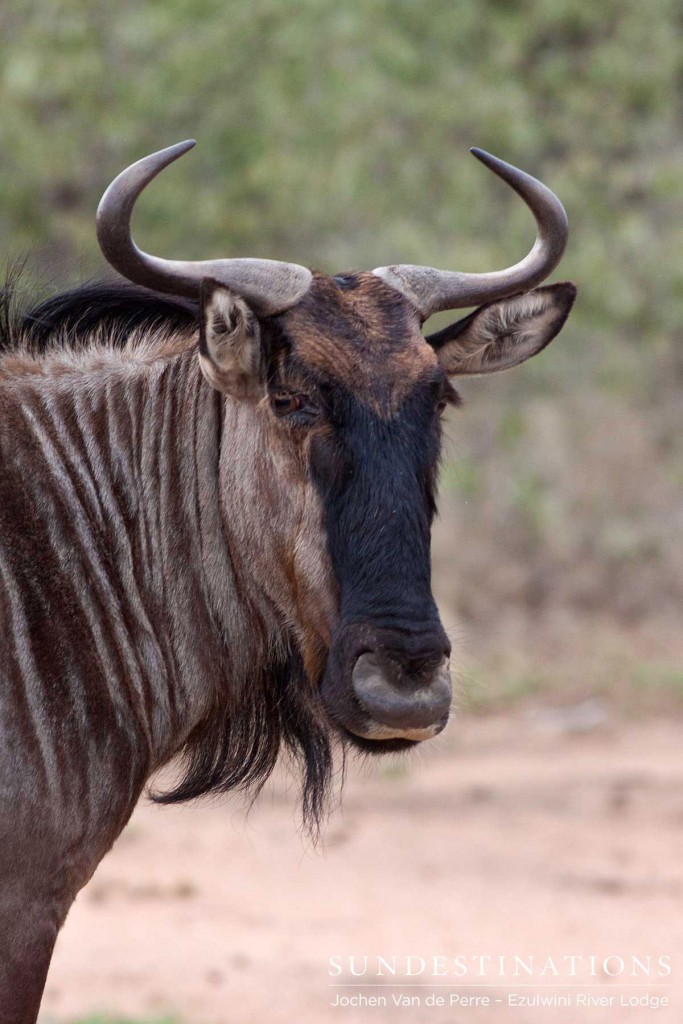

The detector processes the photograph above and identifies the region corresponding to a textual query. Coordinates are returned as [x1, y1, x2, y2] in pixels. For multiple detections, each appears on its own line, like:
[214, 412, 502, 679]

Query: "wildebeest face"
[198, 271, 576, 751]
[95, 140, 576, 755]
[270, 273, 456, 750]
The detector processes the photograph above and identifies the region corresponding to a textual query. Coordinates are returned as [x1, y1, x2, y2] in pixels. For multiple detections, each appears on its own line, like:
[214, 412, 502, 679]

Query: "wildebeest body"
[0, 142, 576, 1022]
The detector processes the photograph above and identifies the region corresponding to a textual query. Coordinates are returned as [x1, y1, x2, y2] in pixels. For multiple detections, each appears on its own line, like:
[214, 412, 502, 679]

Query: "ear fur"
[428, 282, 577, 377]
[198, 278, 262, 396]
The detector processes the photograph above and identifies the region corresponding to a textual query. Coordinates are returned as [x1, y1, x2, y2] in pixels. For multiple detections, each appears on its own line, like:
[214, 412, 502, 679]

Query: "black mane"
[153, 647, 336, 837]
[1, 276, 200, 352]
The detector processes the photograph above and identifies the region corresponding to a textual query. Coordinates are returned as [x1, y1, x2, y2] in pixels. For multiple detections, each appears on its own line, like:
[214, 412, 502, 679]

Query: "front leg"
[0, 885, 65, 1024]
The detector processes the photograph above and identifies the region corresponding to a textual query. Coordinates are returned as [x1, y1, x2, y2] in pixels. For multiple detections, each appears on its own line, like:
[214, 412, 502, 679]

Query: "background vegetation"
[1, 0, 681, 711]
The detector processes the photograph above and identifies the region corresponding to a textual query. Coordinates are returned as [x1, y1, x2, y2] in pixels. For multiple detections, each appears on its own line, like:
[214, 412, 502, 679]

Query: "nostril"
[404, 650, 450, 681]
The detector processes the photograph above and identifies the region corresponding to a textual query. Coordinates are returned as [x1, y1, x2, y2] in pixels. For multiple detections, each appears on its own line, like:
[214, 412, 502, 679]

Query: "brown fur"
[217, 395, 337, 685]
[278, 272, 438, 417]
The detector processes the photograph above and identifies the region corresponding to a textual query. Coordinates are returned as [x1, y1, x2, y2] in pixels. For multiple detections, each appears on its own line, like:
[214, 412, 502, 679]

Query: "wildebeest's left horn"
[96, 141, 313, 317]
[372, 149, 568, 319]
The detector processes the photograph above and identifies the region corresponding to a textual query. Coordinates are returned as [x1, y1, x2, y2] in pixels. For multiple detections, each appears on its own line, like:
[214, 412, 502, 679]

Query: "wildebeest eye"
[437, 380, 460, 416]
[269, 391, 317, 420]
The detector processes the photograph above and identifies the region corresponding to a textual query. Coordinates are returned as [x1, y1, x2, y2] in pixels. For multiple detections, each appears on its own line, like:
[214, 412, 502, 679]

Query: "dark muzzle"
[350, 650, 452, 741]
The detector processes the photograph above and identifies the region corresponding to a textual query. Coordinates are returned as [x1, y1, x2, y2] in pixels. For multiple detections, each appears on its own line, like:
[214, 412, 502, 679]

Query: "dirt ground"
[42, 714, 683, 1024]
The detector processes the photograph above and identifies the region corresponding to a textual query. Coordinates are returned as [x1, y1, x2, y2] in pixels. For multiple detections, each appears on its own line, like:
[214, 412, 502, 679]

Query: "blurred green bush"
[1, 0, 680, 340]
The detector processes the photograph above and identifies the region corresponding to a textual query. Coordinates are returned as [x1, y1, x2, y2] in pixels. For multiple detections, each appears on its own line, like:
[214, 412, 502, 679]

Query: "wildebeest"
[0, 140, 575, 1021]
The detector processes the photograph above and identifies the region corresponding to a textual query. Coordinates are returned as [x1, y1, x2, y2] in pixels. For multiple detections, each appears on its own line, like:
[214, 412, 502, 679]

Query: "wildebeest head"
[97, 142, 576, 754]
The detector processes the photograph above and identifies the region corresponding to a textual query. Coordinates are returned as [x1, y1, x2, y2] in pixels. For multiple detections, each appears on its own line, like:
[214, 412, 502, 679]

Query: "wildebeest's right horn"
[96, 141, 313, 317]
[372, 149, 568, 320]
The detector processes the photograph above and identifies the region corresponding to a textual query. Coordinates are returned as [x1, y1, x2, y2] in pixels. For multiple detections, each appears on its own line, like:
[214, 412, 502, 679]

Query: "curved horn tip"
[157, 139, 197, 162]
[173, 138, 197, 152]
[469, 147, 511, 174]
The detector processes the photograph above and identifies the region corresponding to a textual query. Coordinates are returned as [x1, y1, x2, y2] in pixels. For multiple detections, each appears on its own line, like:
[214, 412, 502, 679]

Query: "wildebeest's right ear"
[198, 279, 262, 397]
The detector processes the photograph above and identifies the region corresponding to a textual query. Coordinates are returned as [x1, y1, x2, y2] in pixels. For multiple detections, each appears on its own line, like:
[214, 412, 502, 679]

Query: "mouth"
[336, 724, 421, 754]
[336, 715, 448, 755]
[345, 718, 447, 742]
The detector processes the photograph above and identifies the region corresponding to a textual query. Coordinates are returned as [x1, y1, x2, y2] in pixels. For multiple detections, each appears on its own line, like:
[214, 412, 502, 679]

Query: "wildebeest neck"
[0, 344, 285, 786]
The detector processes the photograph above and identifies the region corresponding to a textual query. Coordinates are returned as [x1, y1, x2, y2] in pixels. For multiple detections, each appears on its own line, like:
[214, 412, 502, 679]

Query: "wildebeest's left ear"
[427, 282, 577, 377]
[198, 278, 262, 397]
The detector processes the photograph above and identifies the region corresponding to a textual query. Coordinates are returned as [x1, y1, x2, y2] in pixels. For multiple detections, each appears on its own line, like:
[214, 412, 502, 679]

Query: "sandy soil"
[42, 715, 683, 1024]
